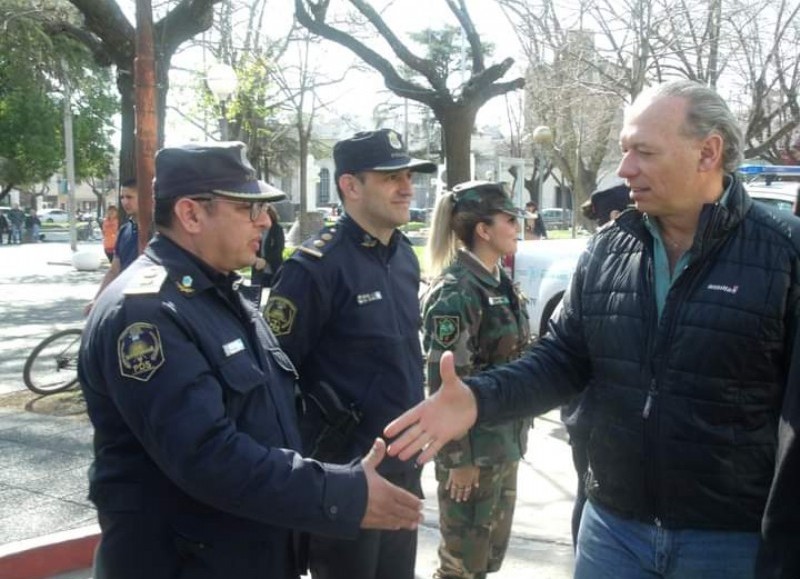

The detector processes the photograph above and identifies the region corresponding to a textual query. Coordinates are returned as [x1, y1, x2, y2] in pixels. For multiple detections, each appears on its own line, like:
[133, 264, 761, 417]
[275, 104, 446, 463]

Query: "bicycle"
[23, 328, 82, 395]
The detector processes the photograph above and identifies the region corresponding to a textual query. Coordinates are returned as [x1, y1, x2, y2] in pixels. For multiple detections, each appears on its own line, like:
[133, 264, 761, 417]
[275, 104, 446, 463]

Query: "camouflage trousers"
[433, 461, 519, 579]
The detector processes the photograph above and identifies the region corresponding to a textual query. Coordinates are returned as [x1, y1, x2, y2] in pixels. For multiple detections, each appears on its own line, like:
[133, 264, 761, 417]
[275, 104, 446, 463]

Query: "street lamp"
[532, 125, 553, 207]
[206, 63, 238, 140]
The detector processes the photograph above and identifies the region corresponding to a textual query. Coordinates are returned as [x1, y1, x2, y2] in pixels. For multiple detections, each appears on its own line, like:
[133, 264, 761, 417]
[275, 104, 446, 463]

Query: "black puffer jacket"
[470, 174, 800, 532]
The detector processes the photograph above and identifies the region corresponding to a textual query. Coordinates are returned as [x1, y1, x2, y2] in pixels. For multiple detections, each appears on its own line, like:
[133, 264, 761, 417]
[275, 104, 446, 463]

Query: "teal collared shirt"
[644, 178, 733, 319]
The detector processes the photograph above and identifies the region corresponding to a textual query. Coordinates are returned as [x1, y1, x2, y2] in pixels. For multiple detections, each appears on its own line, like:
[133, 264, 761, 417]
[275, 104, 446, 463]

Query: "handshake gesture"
[383, 352, 479, 464]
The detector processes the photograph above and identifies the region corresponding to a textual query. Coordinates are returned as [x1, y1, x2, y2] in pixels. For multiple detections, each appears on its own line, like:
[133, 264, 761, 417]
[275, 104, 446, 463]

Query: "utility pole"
[135, 0, 157, 253]
[61, 58, 77, 252]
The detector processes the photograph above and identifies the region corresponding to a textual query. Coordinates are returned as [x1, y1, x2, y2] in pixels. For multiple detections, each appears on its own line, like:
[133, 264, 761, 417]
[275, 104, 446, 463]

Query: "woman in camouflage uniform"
[422, 181, 532, 579]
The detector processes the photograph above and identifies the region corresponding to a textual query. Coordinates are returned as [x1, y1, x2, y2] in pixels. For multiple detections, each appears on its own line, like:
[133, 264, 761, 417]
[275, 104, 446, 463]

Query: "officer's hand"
[447, 465, 480, 503]
[384, 351, 477, 464]
[360, 438, 423, 530]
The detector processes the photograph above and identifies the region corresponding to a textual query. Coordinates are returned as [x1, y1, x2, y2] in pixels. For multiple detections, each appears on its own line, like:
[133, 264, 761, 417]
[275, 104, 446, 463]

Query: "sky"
[161, 0, 526, 145]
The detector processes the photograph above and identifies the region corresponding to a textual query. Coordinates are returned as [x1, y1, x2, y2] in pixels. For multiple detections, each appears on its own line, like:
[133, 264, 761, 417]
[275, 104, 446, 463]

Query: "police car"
[739, 164, 800, 214]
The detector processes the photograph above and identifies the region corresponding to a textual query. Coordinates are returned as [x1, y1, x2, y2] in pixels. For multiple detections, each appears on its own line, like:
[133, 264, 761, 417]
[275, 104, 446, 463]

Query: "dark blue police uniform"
[265, 213, 425, 579]
[114, 217, 139, 270]
[78, 235, 367, 579]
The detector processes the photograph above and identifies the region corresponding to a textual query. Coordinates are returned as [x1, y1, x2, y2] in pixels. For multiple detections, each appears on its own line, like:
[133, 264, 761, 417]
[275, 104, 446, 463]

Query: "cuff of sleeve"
[464, 375, 500, 424]
[318, 461, 368, 539]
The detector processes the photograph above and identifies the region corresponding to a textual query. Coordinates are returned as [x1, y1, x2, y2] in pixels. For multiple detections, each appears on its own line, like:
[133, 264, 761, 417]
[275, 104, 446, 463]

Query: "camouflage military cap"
[451, 181, 534, 219]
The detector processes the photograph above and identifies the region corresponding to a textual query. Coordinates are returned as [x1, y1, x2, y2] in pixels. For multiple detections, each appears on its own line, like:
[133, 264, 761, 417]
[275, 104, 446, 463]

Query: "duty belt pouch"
[306, 381, 362, 463]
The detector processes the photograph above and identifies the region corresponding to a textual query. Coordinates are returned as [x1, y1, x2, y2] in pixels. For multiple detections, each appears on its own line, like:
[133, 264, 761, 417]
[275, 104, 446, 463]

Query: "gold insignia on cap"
[388, 130, 403, 150]
[118, 322, 165, 382]
[264, 296, 297, 336]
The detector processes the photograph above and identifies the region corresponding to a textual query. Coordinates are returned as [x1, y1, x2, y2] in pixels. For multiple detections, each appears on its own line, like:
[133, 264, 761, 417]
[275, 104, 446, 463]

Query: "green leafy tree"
[0, 1, 117, 202]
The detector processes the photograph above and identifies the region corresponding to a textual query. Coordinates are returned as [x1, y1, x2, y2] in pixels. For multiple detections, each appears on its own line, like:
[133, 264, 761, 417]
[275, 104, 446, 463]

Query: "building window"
[318, 168, 330, 205]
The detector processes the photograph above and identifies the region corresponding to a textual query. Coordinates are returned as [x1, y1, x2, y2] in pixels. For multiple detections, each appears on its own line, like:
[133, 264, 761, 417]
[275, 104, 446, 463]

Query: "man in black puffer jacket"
[384, 80, 800, 579]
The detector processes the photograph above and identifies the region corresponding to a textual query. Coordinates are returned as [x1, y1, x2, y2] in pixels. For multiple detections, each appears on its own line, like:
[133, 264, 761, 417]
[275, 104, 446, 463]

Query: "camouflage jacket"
[422, 249, 532, 468]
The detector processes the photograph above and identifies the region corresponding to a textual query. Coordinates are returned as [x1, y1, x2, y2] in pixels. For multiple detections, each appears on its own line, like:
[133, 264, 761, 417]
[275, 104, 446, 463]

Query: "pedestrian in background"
[255, 203, 285, 289]
[85, 179, 139, 315]
[423, 180, 533, 579]
[24, 208, 41, 243]
[523, 201, 547, 240]
[386, 79, 800, 579]
[101, 205, 119, 263]
[0, 210, 8, 244]
[265, 129, 436, 579]
[78, 141, 423, 579]
[561, 182, 632, 548]
[8, 203, 24, 244]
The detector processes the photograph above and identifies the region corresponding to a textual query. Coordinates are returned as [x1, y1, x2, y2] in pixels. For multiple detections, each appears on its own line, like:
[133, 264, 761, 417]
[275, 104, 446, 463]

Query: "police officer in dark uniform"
[78, 141, 423, 579]
[264, 129, 436, 579]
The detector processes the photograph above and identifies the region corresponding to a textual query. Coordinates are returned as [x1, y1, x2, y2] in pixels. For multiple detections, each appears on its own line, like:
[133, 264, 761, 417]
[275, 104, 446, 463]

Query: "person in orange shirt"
[101, 205, 119, 263]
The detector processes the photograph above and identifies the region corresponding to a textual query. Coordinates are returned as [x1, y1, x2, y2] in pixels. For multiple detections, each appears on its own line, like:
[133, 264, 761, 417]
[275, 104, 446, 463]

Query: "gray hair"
[635, 80, 744, 172]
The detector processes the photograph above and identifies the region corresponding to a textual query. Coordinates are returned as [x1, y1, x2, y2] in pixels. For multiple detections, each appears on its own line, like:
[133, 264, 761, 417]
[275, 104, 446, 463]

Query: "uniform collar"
[457, 248, 502, 288]
[340, 213, 405, 250]
[146, 235, 243, 298]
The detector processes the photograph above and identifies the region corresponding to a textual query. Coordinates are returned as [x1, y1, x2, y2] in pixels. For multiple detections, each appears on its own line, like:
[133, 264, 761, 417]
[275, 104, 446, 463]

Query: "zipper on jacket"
[642, 379, 658, 418]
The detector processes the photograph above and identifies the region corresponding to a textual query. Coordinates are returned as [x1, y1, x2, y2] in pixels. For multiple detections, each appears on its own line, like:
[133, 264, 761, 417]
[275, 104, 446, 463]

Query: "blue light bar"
[738, 165, 800, 175]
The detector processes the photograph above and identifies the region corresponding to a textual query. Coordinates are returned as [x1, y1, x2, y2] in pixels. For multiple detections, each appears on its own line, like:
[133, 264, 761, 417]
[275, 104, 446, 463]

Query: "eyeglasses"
[189, 196, 271, 222]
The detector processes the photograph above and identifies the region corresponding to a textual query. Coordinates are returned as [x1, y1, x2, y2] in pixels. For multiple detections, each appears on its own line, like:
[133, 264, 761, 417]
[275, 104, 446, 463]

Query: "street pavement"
[0, 241, 577, 578]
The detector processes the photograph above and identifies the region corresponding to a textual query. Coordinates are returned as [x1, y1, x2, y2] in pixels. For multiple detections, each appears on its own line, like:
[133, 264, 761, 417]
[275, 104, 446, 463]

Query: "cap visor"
[371, 158, 437, 174]
[211, 180, 287, 202]
[502, 208, 536, 219]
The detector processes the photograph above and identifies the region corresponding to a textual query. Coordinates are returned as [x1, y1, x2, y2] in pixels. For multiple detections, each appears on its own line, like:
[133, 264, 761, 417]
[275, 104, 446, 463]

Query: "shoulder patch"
[264, 296, 297, 337]
[297, 246, 323, 258]
[123, 265, 167, 296]
[433, 315, 460, 348]
[117, 322, 165, 382]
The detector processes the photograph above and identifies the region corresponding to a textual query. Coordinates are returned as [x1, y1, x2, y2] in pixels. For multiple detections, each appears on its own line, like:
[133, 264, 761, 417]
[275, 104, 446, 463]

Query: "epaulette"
[123, 265, 168, 295]
[295, 224, 341, 260]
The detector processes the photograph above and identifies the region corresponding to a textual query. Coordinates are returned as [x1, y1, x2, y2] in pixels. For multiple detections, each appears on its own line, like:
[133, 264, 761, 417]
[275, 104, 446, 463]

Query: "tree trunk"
[437, 105, 478, 188]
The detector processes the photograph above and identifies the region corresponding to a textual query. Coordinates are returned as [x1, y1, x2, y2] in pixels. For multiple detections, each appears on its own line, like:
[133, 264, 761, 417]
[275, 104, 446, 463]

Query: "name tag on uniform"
[223, 338, 245, 357]
[357, 291, 382, 305]
[488, 296, 510, 306]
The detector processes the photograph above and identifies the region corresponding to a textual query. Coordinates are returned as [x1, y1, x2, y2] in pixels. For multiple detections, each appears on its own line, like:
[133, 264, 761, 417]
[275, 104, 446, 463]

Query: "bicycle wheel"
[23, 329, 83, 395]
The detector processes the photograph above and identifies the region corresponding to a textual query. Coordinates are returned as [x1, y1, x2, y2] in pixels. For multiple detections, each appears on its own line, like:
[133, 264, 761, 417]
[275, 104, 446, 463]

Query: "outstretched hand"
[384, 351, 478, 464]
[360, 438, 423, 530]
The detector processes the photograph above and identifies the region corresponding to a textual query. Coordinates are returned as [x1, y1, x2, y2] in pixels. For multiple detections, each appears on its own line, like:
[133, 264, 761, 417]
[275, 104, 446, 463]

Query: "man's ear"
[698, 133, 724, 172]
[174, 198, 204, 233]
[338, 174, 361, 202]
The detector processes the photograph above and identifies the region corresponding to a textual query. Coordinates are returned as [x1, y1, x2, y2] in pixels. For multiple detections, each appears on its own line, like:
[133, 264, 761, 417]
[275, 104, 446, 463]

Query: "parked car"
[745, 180, 797, 214]
[540, 207, 573, 229]
[38, 208, 70, 223]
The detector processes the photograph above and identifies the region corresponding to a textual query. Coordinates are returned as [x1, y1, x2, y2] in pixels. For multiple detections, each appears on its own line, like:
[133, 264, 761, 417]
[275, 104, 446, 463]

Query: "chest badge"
[433, 315, 460, 348]
[118, 322, 165, 382]
[488, 296, 510, 306]
[264, 296, 297, 337]
[357, 291, 382, 305]
[223, 338, 245, 357]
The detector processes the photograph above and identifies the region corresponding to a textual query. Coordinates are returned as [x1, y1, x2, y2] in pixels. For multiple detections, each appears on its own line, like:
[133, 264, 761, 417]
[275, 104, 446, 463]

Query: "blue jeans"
[574, 500, 759, 579]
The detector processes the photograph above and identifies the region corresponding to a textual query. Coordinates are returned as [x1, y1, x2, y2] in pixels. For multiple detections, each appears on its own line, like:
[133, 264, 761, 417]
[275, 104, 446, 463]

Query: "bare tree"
[294, 0, 524, 186]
